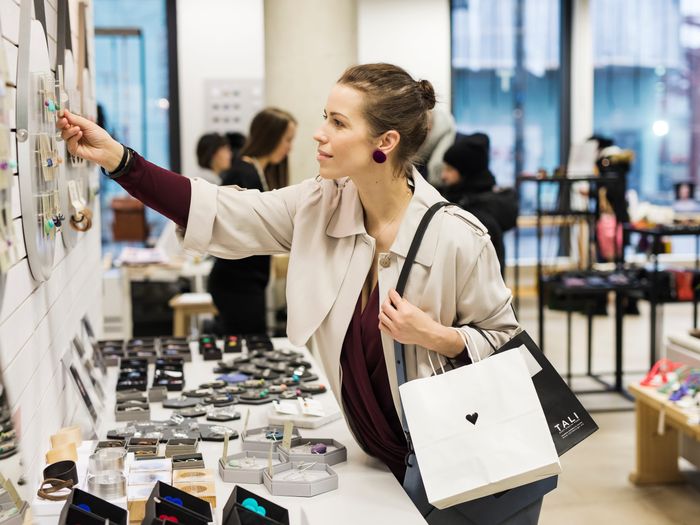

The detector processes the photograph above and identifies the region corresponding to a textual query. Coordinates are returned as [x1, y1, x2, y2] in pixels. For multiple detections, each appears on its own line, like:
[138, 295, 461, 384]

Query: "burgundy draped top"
[340, 286, 409, 481]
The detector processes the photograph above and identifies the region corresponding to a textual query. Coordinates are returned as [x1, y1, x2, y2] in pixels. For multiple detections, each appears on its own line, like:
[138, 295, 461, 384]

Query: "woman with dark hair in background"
[195, 133, 232, 185]
[208, 108, 297, 335]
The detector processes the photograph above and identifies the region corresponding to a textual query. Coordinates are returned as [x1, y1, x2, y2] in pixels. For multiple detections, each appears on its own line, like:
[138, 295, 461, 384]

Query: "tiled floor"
[517, 298, 700, 524]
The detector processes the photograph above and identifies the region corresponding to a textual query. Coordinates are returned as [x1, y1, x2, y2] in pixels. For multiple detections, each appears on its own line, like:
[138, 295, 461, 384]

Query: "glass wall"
[94, 0, 172, 245]
[451, 0, 561, 208]
[592, 0, 700, 202]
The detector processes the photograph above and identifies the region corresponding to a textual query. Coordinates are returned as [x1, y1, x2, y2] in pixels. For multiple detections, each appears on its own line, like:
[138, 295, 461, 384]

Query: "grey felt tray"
[165, 438, 199, 457]
[241, 426, 302, 453]
[278, 438, 347, 466]
[115, 405, 150, 422]
[263, 462, 338, 497]
[148, 386, 168, 402]
[218, 451, 285, 484]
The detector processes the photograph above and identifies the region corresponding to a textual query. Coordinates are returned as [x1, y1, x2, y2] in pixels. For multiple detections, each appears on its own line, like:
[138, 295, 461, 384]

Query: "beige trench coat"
[182, 169, 520, 421]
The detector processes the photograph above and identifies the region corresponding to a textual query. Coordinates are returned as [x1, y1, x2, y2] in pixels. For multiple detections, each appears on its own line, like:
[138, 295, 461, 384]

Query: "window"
[94, 0, 174, 246]
[451, 0, 561, 206]
[592, 0, 700, 203]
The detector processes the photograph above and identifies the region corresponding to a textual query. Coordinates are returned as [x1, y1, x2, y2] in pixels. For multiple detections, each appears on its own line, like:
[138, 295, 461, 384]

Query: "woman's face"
[441, 164, 461, 186]
[270, 122, 296, 164]
[313, 84, 376, 180]
[211, 145, 232, 174]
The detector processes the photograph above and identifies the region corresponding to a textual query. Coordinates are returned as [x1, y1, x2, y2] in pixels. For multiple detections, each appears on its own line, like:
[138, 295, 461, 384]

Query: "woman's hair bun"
[417, 79, 436, 110]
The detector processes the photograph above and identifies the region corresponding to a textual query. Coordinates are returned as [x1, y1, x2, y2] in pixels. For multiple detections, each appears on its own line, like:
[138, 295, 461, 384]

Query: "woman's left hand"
[379, 289, 437, 348]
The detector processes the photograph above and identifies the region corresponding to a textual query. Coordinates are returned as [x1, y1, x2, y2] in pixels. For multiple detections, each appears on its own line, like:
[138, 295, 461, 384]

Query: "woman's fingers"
[62, 125, 81, 141]
[66, 131, 83, 154]
[388, 288, 403, 306]
[379, 311, 394, 329]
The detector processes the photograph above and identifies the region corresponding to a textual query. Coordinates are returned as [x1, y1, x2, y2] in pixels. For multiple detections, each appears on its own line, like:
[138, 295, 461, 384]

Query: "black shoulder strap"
[394, 201, 451, 389]
[395, 201, 452, 296]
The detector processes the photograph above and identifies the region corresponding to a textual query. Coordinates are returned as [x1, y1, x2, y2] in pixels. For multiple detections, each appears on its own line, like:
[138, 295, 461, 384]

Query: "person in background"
[225, 131, 247, 159]
[208, 108, 297, 335]
[441, 133, 518, 275]
[196, 133, 232, 185]
[415, 106, 457, 186]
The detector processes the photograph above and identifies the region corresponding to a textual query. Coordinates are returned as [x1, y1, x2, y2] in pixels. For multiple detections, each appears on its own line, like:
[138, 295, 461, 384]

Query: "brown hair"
[240, 107, 296, 189]
[337, 63, 436, 176]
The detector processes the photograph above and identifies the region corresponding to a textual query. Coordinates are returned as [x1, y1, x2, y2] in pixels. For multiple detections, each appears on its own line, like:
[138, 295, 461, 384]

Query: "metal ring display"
[88, 448, 126, 474]
[86, 470, 127, 500]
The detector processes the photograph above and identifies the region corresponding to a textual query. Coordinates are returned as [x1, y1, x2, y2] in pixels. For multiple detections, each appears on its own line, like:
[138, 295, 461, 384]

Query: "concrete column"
[264, 0, 357, 184]
[571, 0, 593, 144]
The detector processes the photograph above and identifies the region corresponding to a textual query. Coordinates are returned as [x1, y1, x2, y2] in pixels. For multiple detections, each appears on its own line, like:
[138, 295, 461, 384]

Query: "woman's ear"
[376, 130, 401, 156]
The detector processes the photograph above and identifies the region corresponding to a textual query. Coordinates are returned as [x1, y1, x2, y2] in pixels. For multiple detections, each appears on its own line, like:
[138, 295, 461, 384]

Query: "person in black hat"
[441, 133, 518, 275]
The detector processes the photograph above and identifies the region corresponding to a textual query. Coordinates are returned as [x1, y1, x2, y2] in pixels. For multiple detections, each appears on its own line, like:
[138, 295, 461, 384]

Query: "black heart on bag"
[465, 412, 479, 425]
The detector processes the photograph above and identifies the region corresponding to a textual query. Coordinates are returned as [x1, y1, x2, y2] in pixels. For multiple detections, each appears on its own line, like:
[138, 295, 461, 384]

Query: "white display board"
[16, 0, 63, 282]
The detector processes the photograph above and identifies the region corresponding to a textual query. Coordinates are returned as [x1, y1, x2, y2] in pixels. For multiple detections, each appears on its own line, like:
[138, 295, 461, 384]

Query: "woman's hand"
[379, 289, 464, 358]
[56, 109, 124, 171]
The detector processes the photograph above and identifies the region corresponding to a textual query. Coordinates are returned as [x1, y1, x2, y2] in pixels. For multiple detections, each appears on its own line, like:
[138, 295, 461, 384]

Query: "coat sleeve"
[181, 177, 315, 259]
[453, 235, 520, 361]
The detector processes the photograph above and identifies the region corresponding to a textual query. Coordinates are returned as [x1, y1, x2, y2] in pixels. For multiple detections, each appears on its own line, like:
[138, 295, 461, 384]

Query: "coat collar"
[325, 169, 446, 267]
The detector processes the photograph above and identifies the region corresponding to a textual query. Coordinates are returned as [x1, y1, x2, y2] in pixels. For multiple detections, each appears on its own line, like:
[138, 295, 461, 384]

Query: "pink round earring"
[372, 150, 387, 164]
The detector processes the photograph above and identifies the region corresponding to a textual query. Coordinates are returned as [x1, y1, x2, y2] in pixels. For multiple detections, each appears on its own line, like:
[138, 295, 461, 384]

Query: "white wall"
[264, 0, 357, 185]
[357, 0, 452, 109]
[175, 0, 451, 182]
[176, 0, 264, 180]
[0, 0, 102, 496]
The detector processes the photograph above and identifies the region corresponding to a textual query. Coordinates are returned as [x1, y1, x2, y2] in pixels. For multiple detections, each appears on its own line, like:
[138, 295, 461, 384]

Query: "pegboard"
[56, 0, 92, 248]
[15, 0, 63, 282]
[203, 78, 264, 134]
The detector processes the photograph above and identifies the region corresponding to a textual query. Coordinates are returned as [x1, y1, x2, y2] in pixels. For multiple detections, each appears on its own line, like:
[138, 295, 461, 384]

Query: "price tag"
[298, 397, 325, 417]
[267, 441, 274, 477]
[221, 432, 229, 463]
[242, 409, 250, 439]
[67, 180, 83, 212]
[273, 400, 299, 415]
[281, 421, 294, 451]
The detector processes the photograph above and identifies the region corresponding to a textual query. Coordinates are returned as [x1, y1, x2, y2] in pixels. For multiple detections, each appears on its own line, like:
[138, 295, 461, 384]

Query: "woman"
[208, 108, 296, 335]
[195, 133, 232, 185]
[58, 63, 548, 524]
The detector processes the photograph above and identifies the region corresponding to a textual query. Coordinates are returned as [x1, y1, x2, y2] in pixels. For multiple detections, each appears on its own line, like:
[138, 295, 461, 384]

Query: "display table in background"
[84, 338, 428, 524]
[628, 383, 700, 485]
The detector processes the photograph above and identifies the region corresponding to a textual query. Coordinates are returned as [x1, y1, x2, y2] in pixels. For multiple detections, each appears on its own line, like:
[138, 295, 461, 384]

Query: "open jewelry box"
[263, 461, 338, 497]
[241, 426, 302, 453]
[277, 438, 347, 466]
[218, 451, 285, 484]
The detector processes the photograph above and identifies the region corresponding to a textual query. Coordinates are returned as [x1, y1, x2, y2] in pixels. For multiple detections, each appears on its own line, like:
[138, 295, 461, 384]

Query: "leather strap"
[37, 478, 73, 501]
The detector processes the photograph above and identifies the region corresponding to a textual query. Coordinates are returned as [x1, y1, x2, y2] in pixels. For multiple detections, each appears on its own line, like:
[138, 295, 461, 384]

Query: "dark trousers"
[208, 260, 268, 335]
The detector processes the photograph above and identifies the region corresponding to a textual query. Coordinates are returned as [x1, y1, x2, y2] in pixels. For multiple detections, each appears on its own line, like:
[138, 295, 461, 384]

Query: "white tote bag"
[399, 331, 561, 509]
